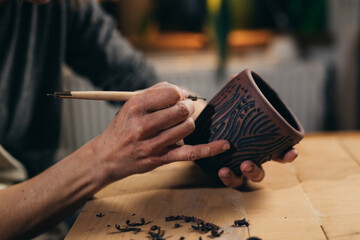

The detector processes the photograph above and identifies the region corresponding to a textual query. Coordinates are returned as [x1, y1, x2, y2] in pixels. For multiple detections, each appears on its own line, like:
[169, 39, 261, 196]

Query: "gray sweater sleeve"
[64, 0, 158, 92]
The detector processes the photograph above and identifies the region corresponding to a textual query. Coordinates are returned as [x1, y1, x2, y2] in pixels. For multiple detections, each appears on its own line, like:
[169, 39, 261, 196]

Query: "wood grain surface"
[66, 132, 360, 240]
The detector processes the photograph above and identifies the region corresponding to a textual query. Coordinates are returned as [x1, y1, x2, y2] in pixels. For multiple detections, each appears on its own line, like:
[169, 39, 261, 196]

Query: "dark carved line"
[211, 121, 227, 139]
[236, 135, 276, 147]
[229, 138, 293, 165]
[243, 109, 264, 135]
[216, 107, 241, 139]
[212, 84, 242, 106]
[223, 136, 294, 171]
[211, 84, 243, 113]
[236, 100, 255, 116]
[196, 83, 252, 137]
[249, 115, 269, 135]
[258, 124, 277, 134]
[216, 118, 235, 140]
[211, 110, 237, 139]
[241, 111, 264, 137]
[238, 109, 257, 137]
[270, 127, 281, 133]
[253, 119, 272, 134]
[216, 100, 256, 141]
[255, 136, 291, 154]
[235, 136, 290, 153]
[234, 136, 286, 150]
[235, 133, 281, 146]
[212, 84, 245, 117]
[210, 93, 246, 128]
[198, 91, 243, 132]
[257, 138, 294, 165]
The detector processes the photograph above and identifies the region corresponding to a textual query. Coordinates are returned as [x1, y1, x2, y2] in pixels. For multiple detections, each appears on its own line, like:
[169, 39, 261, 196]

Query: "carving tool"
[47, 91, 206, 101]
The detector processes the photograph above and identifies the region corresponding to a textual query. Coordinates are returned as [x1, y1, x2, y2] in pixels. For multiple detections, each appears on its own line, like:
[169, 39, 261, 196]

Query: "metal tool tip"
[47, 93, 54, 97]
[188, 95, 206, 101]
[198, 96, 207, 101]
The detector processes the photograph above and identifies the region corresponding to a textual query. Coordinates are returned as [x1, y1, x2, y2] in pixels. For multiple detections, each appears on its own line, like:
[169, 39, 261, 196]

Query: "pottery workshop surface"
[66, 132, 360, 240]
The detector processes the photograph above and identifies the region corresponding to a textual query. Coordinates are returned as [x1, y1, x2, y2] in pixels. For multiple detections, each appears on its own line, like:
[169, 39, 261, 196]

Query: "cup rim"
[244, 69, 305, 138]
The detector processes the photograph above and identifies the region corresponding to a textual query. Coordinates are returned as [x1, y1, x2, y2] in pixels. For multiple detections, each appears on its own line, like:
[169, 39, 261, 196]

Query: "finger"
[151, 81, 174, 89]
[274, 148, 298, 163]
[160, 140, 230, 163]
[142, 100, 195, 137]
[147, 117, 196, 153]
[240, 160, 265, 182]
[218, 167, 245, 188]
[136, 82, 187, 112]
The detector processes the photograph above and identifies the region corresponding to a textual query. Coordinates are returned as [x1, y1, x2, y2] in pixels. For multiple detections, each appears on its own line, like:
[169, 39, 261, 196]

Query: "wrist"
[83, 137, 110, 189]
[63, 137, 110, 195]
[85, 136, 129, 187]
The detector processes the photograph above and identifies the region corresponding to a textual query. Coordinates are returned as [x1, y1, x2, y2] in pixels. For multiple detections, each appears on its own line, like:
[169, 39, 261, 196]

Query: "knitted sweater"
[0, 0, 157, 177]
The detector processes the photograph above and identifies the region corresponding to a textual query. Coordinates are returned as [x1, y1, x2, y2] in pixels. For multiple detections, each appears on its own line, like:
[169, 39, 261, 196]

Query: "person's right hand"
[91, 82, 230, 184]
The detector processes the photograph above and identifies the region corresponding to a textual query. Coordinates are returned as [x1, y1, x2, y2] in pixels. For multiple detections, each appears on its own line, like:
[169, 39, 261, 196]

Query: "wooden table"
[65, 132, 360, 240]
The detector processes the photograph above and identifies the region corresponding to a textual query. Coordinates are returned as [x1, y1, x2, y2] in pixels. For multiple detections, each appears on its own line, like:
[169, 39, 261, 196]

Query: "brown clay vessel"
[185, 69, 305, 182]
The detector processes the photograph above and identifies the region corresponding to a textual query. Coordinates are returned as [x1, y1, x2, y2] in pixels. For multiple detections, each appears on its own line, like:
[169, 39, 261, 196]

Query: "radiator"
[57, 71, 118, 158]
[58, 61, 327, 158]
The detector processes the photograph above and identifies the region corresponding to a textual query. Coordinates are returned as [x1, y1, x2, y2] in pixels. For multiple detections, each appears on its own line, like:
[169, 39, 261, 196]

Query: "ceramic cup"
[185, 69, 305, 182]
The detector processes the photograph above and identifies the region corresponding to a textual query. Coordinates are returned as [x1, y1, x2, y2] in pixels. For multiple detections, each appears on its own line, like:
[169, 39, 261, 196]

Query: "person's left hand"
[218, 148, 298, 188]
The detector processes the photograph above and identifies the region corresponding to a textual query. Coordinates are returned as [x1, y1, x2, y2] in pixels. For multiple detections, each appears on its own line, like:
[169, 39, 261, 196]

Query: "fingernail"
[285, 149, 298, 162]
[294, 149, 298, 158]
[221, 172, 231, 179]
[244, 165, 254, 173]
[223, 143, 230, 151]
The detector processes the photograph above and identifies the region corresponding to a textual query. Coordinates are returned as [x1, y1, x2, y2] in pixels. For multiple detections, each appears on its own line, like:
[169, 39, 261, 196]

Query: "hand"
[218, 148, 298, 188]
[92, 82, 230, 184]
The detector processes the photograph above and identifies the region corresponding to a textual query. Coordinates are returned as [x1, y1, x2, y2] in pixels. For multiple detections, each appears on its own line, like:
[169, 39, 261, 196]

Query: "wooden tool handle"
[69, 91, 139, 101]
[48, 91, 205, 101]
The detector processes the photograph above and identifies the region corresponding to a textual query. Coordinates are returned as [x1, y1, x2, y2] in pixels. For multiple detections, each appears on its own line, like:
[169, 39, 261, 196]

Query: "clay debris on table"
[96, 212, 260, 240]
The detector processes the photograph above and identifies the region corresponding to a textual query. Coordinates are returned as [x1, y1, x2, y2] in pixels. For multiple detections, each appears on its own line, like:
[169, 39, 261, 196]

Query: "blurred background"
[58, 0, 360, 158]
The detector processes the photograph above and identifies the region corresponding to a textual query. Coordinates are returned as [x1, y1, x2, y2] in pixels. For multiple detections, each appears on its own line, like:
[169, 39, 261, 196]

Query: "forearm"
[0, 138, 107, 240]
[0, 83, 229, 239]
